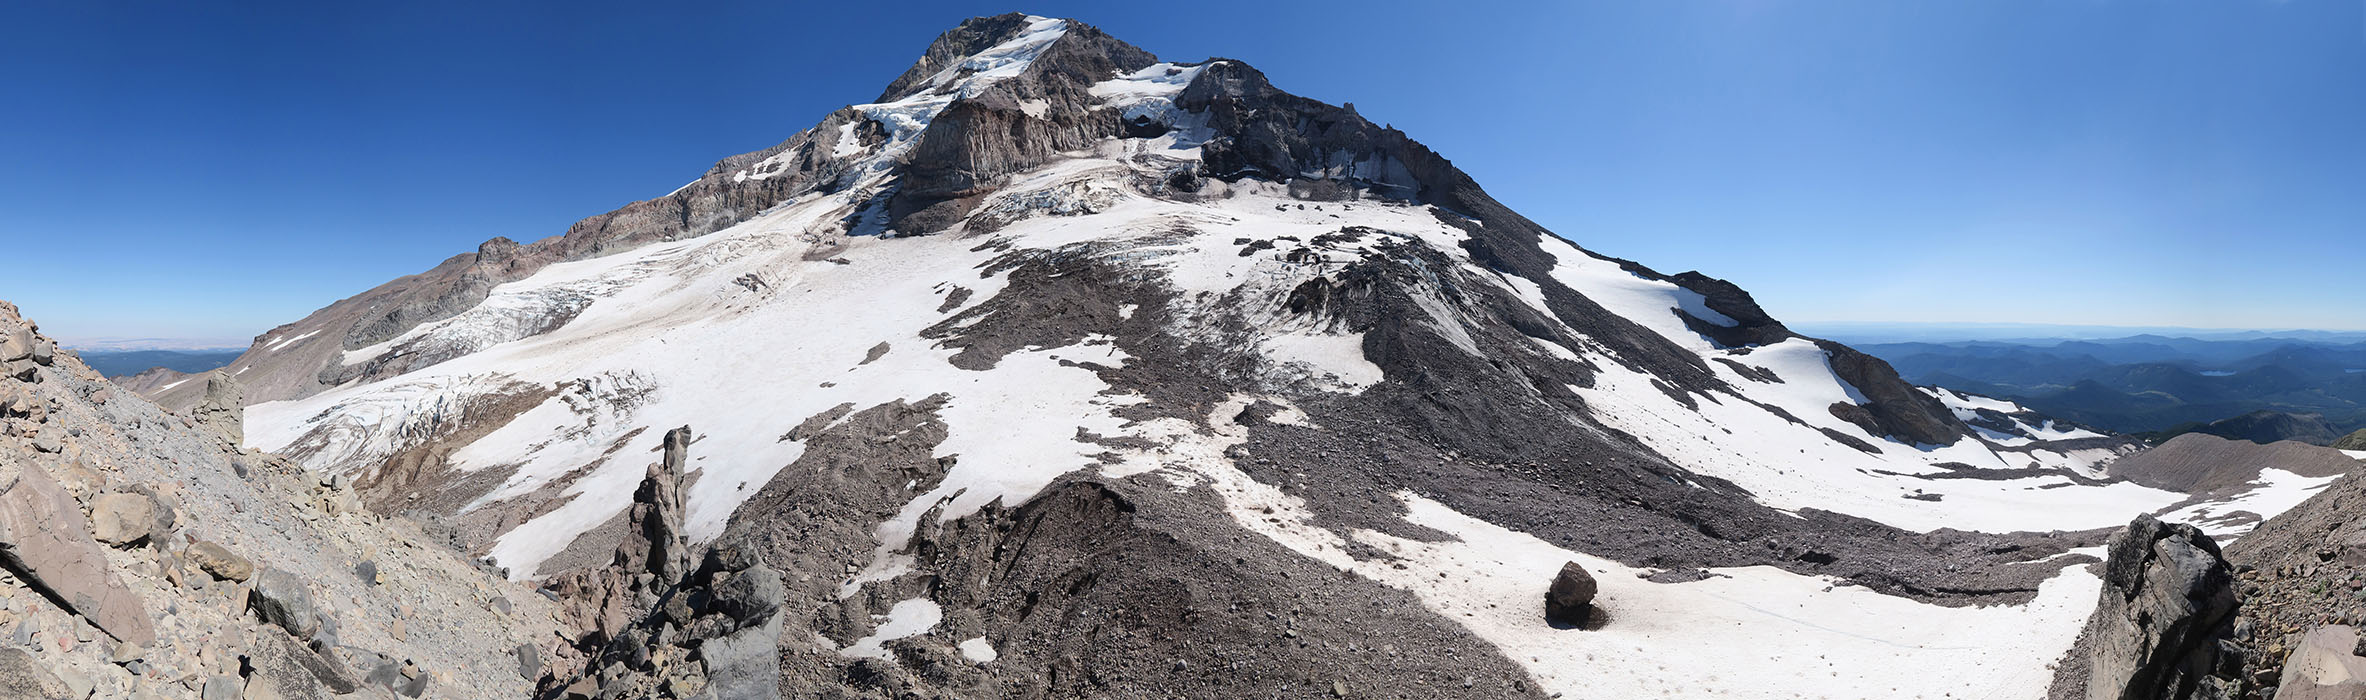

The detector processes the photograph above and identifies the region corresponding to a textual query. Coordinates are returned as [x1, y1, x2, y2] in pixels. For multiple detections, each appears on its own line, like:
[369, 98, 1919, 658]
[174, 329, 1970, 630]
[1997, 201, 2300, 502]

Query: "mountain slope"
[0, 301, 564, 699]
[182, 15, 2334, 699]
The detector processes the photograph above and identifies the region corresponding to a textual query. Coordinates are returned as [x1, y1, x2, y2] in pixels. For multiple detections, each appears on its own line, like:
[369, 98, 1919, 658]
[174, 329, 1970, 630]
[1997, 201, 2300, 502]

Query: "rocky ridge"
[0, 299, 564, 699]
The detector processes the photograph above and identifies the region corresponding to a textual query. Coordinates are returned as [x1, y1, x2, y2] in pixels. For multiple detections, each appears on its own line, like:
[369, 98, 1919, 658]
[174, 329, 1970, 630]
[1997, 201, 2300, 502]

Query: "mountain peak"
[115, 16, 2354, 698]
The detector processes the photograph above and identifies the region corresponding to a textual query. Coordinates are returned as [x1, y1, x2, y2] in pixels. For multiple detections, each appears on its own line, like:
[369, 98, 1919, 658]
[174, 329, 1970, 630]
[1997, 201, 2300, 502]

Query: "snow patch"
[839, 598, 942, 660]
[957, 637, 997, 664]
[2156, 468, 2341, 540]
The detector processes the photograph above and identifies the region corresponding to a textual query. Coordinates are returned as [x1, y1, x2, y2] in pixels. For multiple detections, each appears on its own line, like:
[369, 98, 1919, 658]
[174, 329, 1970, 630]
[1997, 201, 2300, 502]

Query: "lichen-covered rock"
[0, 648, 70, 698]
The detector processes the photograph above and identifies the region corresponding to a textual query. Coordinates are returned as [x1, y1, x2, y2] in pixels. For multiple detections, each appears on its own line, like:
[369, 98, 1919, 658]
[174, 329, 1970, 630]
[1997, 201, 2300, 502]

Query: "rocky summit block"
[0, 458, 154, 646]
[2083, 514, 2245, 700]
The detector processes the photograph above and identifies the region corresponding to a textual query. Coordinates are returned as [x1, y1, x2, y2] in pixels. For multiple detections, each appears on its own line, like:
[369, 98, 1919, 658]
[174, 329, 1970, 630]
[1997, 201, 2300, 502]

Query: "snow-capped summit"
[149, 15, 2344, 698]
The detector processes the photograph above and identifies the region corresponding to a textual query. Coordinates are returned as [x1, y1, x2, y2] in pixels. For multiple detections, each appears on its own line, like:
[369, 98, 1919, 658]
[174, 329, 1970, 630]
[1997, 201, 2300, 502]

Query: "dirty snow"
[839, 598, 943, 660]
[2156, 467, 2341, 540]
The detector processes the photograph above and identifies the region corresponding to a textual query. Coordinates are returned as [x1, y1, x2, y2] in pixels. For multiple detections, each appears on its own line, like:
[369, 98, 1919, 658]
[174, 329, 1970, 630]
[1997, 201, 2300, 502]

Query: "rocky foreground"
[2057, 497, 2366, 700]
[0, 300, 567, 699]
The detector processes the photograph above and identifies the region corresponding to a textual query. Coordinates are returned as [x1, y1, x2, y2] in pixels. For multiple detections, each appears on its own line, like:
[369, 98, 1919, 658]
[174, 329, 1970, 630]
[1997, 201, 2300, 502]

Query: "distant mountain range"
[76, 348, 242, 378]
[1843, 333, 2366, 440]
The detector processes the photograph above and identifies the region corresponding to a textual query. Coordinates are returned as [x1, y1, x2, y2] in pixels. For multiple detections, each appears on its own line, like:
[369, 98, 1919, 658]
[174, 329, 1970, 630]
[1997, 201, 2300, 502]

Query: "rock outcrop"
[190, 369, 243, 447]
[2080, 515, 2248, 700]
[0, 298, 564, 698]
[545, 424, 697, 650]
[620, 425, 693, 587]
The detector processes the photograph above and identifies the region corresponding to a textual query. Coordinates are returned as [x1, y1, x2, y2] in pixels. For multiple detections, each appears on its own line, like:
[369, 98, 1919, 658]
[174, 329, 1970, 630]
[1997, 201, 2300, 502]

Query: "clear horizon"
[4, 1, 2361, 344]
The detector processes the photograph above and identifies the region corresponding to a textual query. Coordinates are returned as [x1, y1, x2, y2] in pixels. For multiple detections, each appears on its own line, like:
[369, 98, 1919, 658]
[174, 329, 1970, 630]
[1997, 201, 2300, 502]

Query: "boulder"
[248, 568, 322, 641]
[0, 384, 31, 418]
[710, 562, 785, 627]
[2083, 515, 2243, 700]
[2274, 625, 2366, 700]
[1545, 561, 1598, 627]
[0, 458, 155, 645]
[189, 540, 254, 582]
[28, 339, 50, 367]
[514, 643, 540, 680]
[89, 491, 158, 547]
[0, 326, 29, 363]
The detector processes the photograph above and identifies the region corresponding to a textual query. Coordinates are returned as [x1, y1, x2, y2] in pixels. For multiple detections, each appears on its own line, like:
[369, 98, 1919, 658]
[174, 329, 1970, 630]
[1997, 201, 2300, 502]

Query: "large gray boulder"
[248, 568, 322, 642]
[2275, 625, 2366, 700]
[0, 457, 155, 645]
[2084, 515, 2243, 700]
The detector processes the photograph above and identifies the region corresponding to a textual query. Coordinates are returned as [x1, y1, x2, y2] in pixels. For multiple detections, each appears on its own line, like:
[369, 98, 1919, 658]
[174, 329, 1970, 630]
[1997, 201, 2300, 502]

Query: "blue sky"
[3, 1, 2361, 346]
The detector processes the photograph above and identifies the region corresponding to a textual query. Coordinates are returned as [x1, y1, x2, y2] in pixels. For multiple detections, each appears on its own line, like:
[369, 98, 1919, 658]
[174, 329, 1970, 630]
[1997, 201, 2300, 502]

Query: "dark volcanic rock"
[2190, 410, 2342, 447]
[2078, 515, 2245, 700]
[1545, 561, 1598, 627]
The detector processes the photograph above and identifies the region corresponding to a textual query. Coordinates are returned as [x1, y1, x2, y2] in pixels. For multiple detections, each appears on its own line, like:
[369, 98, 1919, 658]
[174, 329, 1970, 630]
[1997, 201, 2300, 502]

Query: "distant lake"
[2349, 368, 2366, 374]
[2199, 370, 2237, 377]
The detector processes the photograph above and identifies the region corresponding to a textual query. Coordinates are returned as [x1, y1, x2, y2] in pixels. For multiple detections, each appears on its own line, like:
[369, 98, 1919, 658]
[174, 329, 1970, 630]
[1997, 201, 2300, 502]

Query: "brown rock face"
[0, 459, 155, 645]
[547, 425, 696, 646]
[1545, 561, 1598, 627]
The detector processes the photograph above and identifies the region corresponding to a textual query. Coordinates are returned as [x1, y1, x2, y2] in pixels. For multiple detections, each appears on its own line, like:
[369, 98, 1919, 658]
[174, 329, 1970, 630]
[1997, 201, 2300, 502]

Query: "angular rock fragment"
[0, 458, 154, 645]
[89, 491, 157, 547]
[188, 540, 254, 582]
